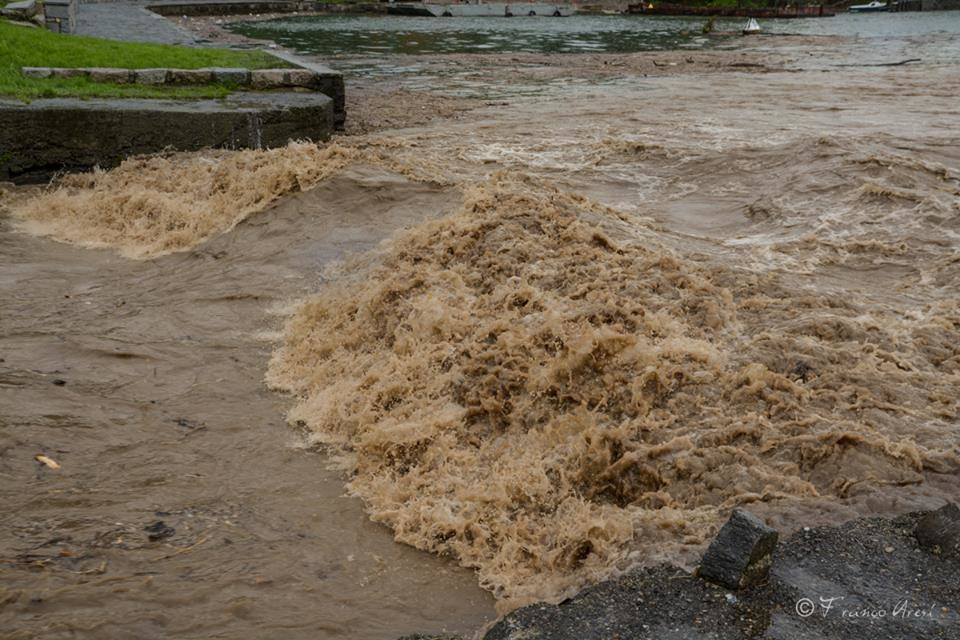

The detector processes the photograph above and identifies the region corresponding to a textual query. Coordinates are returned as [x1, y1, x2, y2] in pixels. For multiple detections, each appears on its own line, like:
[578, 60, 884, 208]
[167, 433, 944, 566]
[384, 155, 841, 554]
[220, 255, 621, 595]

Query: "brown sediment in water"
[266, 170, 960, 611]
[8, 140, 448, 259]
[4, 45, 960, 634]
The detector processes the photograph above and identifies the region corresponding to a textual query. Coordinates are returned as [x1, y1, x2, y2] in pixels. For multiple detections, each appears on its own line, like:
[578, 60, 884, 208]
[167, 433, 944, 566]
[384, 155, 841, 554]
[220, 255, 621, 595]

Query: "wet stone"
[699, 508, 778, 590]
[135, 68, 169, 85]
[49, 68, 89, 79]
[89, 68, 133, 84]
[286, 69, 318, 88]
[915, 502, 960, 558]
[250, 69, 288, 90]
[1, 0, 39, 18]
[144, 521, 175, 541]
[21, 67, 52, 79]
[207, 67, 250, 85]
[167, 69, 214, 85]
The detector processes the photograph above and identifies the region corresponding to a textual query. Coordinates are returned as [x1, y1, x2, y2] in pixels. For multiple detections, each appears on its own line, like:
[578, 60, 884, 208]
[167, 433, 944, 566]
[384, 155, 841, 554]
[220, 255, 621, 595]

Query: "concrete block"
[45, 5, 70, 19]
[1, 0, 40, 19]
[286, 69, 317, 88]
[699, 509, 778, 590]
[135, 69, 169, 85]
[22, 67, 53, 80]
[0, 92, 334, 183]
[167, 69, 215, 85]
[250, 69, 288, 90]
[206, 67, 251, 85]
[49, 68, 89, 79]
[89, 68, 134, 84]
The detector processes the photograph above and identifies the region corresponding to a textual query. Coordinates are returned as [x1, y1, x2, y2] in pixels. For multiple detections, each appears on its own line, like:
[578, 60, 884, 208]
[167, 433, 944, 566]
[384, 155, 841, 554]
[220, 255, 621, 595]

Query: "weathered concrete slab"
[21, 61, 346, 130]
[0, 0, 40, 19]
[269, 50, 346, 128]
[21, 67, 53, 80]
[0, 92, 333, 183]
[75, 2, 198, 45]
[44, 0, 77, 33]
[251, 69, 289, 91]
[49, 68, 90, 79]
[208, 67, 251, 85]
[144, 0, 387, 16]
[167, 68, 215, 85]
[147, 0, 301, 16]
[135, 68, 170, 85]
[89, 68, 135, 84]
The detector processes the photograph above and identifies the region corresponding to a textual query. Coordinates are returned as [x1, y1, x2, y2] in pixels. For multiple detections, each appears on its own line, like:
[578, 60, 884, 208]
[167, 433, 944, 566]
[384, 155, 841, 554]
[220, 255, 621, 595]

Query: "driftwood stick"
[835, 58, 922, 68]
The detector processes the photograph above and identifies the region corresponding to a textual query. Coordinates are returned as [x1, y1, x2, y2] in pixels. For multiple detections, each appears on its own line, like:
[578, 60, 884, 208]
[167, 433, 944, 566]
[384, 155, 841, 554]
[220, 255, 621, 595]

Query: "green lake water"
[229, 11, 960, 57]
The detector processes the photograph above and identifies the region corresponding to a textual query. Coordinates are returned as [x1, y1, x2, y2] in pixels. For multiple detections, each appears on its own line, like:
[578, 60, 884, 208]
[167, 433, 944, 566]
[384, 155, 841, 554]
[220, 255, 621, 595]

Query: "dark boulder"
[698, 508, 778, 590]
[914, 502, 960, 558]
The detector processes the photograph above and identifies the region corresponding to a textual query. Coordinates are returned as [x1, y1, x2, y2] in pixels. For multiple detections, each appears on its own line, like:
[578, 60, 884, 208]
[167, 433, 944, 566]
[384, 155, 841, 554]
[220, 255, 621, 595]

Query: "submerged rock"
[698, 508, 778, 590]
[914, 502, 960, 558]
[144, 520, 175, 542]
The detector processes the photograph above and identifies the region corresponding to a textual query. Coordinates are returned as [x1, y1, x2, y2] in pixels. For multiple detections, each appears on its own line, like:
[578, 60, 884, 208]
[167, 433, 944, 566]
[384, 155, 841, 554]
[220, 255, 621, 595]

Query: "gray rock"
[167, 69, 214, 86]
[21, 67, 53, 80]
[49, 68, 89, 79]
[1, 0, 40, 19]
[88, 68, 134, 84]
[250, 69, 288, 90]
[698, 508, 778, 590]
[247, 51, 346, 129]
[286, 69, 318, 88]
[206, 67, 251, 86]
[135, 68, 169, 85]
[915, 502, 960, 557]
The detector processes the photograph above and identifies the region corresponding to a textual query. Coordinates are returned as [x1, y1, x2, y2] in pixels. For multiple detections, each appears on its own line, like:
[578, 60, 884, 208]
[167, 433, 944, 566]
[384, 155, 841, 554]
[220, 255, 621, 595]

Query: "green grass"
[0, 19, 287, 101]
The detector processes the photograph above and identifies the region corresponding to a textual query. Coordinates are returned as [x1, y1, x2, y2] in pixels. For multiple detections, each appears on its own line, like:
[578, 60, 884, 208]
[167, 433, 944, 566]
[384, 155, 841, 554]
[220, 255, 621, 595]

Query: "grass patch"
[0, 19, 287, 101]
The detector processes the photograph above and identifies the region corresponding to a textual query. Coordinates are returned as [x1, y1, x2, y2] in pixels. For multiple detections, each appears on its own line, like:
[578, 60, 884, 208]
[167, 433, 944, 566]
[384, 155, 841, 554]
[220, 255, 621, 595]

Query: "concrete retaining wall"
[44, 0, 78, 33]
[20, 64, 346, 128]
[146, 0, 387, 15]
[0, 92, 333, 183]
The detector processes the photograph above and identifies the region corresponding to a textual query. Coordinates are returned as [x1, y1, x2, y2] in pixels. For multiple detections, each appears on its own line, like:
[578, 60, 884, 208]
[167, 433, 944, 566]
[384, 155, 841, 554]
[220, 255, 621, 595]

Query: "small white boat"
[849, 0, 888, 11]
[742, 17, 761, 35]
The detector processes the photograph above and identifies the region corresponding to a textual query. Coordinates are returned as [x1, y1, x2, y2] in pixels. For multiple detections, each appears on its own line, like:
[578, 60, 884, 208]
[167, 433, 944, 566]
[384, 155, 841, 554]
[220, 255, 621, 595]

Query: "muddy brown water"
[0, 170, 494, 639]
[3, 35, 960, 639]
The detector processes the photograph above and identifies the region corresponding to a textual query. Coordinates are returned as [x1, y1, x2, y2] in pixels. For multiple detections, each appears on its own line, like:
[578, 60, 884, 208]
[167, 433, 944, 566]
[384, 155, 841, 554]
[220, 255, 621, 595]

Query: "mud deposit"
[2, 33, 960, 639]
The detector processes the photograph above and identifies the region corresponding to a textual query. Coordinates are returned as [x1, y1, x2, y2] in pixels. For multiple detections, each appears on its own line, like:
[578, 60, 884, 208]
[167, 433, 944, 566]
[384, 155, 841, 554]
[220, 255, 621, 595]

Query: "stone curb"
[20, 66, 333, 90]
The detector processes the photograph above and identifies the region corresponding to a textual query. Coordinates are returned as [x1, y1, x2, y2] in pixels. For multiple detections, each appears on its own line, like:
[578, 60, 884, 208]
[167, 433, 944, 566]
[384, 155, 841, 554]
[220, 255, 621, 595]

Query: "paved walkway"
[75, 1, 199, 45]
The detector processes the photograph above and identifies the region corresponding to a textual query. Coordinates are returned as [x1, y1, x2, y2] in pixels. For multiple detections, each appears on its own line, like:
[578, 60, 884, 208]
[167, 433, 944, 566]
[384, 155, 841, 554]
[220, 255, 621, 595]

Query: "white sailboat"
[742, 17, 761, 35]
[849, 1, 888, 11]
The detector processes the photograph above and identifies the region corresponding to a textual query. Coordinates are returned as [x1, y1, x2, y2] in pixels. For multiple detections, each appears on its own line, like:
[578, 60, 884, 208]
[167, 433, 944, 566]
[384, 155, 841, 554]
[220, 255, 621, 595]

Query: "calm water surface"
[229, 11, 960, 56]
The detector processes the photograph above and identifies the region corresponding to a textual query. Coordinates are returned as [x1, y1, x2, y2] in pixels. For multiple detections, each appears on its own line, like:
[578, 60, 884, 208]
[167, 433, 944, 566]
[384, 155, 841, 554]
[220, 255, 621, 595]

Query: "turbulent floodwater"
[2, 26, 960, 640]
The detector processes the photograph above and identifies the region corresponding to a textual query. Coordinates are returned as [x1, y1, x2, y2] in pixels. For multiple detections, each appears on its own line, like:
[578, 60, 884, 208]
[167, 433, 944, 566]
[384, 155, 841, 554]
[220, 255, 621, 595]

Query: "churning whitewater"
[4, 51, 959, 630]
